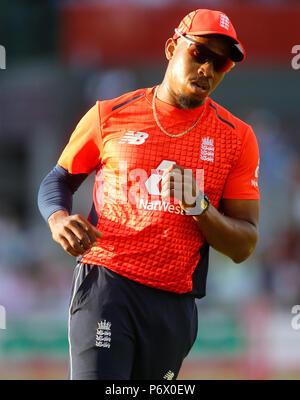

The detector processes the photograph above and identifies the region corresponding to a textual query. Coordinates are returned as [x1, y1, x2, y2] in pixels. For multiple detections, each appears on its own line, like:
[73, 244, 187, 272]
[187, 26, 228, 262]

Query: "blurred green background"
[1, 0, 300, 380]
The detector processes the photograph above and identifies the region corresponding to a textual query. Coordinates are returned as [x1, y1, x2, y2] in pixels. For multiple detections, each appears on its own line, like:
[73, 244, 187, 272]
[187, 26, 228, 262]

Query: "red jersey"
[58, 86, 260, 295]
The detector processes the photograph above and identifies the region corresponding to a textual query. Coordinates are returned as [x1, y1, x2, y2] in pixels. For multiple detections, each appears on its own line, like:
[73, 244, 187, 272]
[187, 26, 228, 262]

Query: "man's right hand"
[48, 210, 103, 257]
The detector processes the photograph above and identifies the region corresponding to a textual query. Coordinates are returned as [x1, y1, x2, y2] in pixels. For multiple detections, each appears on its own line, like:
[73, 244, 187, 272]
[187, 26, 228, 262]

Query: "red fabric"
[58, 87, 259, 293]
[172, 9, 245, 61]
[60, 4, 298, 66]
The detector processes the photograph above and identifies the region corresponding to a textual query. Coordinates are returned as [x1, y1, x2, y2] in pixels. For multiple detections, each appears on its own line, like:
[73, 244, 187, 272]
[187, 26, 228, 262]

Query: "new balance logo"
[220, 14, 230, 30]
[119, 131, 149, 145]
[200, 137, 214, 162]
[96, 320, 111, 348]
[163, 370, 175, 380]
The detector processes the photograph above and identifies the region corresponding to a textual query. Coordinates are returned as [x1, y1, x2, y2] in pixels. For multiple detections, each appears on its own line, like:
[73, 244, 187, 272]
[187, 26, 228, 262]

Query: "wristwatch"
[182, 193, 210, 216]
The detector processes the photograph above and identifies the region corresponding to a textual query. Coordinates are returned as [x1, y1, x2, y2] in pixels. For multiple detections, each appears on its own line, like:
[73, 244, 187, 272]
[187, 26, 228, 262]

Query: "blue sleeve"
[38, 164, 88, 223]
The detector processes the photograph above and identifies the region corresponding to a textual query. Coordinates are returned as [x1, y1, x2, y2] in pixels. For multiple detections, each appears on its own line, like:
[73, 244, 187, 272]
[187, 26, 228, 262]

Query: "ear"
[165, 38, 177, 61]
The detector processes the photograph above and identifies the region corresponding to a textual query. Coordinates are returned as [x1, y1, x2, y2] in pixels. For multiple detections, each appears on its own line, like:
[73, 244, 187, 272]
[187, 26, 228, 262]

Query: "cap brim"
[187, 30, 245, 62]
[226, 38, 245, 62]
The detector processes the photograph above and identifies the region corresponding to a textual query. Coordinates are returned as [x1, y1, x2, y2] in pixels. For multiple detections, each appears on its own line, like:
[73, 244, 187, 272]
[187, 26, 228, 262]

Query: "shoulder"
[207, 98, 255, 139]
[96, 87, 148, 122]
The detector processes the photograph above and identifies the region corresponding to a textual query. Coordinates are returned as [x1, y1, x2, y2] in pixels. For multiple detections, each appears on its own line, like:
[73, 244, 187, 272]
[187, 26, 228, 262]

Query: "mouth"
[190, 80, 210, 94]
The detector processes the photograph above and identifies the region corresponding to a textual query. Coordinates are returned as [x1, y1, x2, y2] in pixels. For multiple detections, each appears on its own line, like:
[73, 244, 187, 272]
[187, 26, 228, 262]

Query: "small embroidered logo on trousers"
[96, 320, 112, 348]
[163, 370, 175, 380]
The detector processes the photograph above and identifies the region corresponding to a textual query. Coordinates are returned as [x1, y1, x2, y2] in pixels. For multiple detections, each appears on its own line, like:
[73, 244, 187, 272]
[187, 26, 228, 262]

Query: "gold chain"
[152, 86, 204, 138]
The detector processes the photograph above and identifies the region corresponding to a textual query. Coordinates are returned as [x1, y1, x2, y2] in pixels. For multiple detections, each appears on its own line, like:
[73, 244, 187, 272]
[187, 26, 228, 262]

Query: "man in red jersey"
[38, 9, 259, 380]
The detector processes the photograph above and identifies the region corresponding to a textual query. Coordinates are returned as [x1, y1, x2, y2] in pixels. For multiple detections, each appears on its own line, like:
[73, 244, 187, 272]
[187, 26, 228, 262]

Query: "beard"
[176, 94, 205, 109]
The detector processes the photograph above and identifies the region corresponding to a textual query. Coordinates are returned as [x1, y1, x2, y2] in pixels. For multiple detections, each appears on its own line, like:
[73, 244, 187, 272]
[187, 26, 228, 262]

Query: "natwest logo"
[138, 199, 183, 215]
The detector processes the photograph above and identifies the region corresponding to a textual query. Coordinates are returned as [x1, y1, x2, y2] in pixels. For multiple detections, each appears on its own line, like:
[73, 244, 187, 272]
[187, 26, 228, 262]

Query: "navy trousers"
[68, 263, 198, 380]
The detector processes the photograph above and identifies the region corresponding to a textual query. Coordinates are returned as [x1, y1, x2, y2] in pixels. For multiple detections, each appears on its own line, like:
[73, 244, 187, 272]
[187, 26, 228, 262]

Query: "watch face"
[201, 198, 208, 211]
[183, 194, 209, 216]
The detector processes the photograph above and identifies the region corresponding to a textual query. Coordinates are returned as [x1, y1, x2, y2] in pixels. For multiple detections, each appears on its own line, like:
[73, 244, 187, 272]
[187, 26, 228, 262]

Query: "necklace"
[152, 85, 205, 138]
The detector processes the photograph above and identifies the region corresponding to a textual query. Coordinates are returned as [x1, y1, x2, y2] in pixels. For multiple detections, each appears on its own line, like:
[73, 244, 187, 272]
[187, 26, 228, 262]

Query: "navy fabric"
[208, 103, 235, 129]
[38, 164, 88, 222]
[189, 242, 210, 298]
[88, 203, 98, 227]
[68, 264, 198, 380]
[111, 93, 144, 111]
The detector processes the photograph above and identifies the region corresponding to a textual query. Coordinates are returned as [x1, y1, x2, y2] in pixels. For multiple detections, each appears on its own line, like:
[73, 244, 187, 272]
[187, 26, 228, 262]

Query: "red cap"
[173, 9, 245, 62]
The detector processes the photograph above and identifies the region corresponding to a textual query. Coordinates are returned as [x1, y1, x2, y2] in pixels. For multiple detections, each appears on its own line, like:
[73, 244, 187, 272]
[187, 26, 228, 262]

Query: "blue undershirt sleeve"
[38, 164, 88, 223]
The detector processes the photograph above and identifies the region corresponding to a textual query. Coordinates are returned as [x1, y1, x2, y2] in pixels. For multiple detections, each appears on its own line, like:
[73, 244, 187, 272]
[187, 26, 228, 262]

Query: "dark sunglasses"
[174, 29, 235, 73]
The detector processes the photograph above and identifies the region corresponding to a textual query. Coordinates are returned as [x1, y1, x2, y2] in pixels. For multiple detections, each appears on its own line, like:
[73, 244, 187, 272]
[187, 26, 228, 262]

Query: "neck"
[156, 80, 206, 110]
[156, 81, 179, 107]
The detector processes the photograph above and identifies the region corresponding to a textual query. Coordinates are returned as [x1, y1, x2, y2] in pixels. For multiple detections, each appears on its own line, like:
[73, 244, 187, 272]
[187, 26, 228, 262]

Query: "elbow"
[232, 252, 252, 264]
[232, 232, 259, 264]
[232, 249, 254, 264]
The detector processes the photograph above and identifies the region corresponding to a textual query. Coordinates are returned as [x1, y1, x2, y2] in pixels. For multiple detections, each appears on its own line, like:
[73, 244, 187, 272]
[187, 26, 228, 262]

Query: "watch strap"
[182, 193, 210, 216]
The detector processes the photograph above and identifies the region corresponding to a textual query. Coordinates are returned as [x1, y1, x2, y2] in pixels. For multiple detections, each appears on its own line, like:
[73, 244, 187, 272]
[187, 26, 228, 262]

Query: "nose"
[198, 60, 215, 78]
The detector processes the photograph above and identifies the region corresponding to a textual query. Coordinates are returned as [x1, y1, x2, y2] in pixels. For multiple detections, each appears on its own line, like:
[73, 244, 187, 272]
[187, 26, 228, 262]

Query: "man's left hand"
[161, 164, 199, 211]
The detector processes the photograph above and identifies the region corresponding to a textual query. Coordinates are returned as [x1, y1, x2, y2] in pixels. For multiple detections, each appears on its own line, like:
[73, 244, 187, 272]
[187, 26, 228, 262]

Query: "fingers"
[59, 236, 82, 257]
[91, 225, 103, 239]
[56, 227, 87, 256]
[51, 213, 104, 257]
[66, 222, 92, 251]
[69, 214, 103, 244]
[161, 166, 196, 205]
[161, 179, 183, 202]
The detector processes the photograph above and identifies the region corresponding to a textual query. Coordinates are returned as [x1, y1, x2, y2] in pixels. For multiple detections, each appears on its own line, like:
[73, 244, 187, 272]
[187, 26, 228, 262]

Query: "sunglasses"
[174, 29, 235, 73]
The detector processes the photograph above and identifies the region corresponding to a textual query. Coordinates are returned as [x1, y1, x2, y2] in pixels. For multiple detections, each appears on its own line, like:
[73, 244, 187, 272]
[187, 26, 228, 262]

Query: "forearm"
[38, 164, 88, 222]
[193, 204, 258, 263]
[38, 167, 102, 257]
